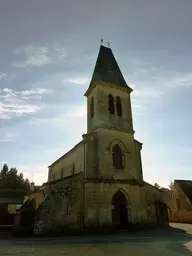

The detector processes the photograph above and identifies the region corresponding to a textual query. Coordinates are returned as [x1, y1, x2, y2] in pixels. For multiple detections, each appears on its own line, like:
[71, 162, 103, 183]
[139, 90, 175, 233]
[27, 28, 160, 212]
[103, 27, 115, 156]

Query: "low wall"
[169, 210, 192, 224]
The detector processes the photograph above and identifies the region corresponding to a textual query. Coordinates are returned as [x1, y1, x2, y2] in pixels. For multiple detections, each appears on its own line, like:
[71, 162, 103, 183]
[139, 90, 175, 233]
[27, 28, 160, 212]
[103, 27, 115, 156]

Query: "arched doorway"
[111, 190, 128, 229]
[155, 202, 169, 226]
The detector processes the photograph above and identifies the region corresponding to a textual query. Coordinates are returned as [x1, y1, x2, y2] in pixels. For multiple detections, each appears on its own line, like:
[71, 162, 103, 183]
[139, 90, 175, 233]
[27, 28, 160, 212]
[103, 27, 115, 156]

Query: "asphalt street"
[0, 223, 191, 255]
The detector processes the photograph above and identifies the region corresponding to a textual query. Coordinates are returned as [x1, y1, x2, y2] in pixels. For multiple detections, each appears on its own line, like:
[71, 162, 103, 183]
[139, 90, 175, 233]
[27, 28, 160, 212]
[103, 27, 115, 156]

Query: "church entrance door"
[155, 202, 168, 226]
[112, 190, 128, 229]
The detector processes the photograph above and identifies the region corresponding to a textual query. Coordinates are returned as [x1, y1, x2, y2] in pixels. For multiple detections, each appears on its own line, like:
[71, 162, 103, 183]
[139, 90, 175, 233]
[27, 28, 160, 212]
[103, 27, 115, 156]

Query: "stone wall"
[83, 181, 154, 230]
[34, 174, 83, 235]
[173, 182, 192, 211]
[169, 210, 192, 223]
[140, 182, 170, 226]
[24, 190, 45, 210]
[48, 141, 85, 182]
[87, 82, 133, 133]
[95, 128, 142, 181]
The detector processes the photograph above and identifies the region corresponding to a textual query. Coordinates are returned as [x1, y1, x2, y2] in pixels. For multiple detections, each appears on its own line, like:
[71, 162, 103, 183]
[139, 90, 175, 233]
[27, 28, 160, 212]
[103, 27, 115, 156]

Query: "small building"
[14, 184, 44, 235]
[32, 44, 169, 235]
[0, 189, 24, 229]
[169, 180, 192, 223]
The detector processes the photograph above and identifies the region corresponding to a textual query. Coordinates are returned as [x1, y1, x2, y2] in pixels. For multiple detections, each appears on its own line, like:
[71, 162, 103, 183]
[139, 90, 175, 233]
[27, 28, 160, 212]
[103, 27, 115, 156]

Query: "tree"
[169, 180, 174, 190]
[160, 187, 170, 192]
[0, 164, 30, 191]
[154, 182, 161, 189]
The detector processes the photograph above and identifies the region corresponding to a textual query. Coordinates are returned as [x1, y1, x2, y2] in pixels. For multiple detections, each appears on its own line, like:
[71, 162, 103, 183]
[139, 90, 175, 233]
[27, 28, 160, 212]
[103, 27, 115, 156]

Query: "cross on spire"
[100, 39, 110, 48]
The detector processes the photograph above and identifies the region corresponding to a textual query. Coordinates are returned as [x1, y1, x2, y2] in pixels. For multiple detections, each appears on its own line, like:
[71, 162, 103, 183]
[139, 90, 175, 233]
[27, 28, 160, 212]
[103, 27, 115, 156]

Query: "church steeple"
[85, 45, 132, 96]
[85, 44, 134, 134]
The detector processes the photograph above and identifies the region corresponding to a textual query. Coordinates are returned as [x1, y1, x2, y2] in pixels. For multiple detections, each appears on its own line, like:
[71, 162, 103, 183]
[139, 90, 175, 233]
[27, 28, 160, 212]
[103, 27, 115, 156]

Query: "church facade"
[34, 45, 168, 235]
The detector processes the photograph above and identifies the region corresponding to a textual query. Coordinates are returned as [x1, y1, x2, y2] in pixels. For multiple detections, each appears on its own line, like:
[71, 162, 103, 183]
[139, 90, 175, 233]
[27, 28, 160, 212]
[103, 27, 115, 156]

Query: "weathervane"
[107, 41, 110, 47]
[101, 39, 103, 45]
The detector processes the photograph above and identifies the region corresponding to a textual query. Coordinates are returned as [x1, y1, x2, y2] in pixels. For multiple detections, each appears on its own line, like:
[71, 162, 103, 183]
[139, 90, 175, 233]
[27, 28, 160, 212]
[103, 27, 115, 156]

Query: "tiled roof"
[175, 179, 192, 203]
[0, 198, 23, 204]
[0, 189, 25, 200]
[89, 45, 132, 90]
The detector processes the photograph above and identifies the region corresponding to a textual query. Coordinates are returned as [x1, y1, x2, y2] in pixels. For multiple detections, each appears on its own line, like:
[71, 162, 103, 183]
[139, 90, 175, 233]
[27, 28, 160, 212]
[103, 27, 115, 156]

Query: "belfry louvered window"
[116, 96, 122, 116]
[108, 94, 115, 114]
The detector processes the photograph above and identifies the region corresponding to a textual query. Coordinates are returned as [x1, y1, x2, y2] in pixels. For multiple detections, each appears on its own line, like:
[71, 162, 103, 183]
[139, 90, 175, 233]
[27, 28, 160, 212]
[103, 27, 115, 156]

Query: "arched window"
[108, 94, 115, 114]
[116, 96, 122, 116]
[112, 144, 124, 169]
[53, 173, 55, 181]
[90, 97, 94, 118]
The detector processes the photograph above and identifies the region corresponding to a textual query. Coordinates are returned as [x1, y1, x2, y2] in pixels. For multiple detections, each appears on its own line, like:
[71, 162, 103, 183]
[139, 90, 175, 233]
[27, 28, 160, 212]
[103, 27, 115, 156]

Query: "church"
[33, 44, 168, 235]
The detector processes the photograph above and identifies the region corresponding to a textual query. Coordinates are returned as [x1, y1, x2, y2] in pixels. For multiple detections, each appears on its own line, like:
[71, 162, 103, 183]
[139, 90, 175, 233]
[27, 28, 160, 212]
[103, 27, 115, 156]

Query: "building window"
[108, 94, 115, 114]
[112, 144, 124, 169]
[72, 162, 75, 175]
[61, 168, 64, 179]
[176, 198, 181, 211]
[90, 97, 94, 118]
[116, 96, 122, 116]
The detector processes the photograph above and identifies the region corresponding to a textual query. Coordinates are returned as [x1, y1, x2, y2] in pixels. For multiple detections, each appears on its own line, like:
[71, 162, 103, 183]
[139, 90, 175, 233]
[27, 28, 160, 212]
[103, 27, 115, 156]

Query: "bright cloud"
[67, 104, 86, 118]
[17, 164, 48, 185]
[68, 76, 90, 85]
[29, 103, 86, 126]
[0, 87, 52, 119]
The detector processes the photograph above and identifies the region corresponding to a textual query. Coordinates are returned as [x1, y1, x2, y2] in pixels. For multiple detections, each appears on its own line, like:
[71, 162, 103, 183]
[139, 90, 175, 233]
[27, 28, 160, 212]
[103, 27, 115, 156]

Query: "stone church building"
[33, 44, 168, 235]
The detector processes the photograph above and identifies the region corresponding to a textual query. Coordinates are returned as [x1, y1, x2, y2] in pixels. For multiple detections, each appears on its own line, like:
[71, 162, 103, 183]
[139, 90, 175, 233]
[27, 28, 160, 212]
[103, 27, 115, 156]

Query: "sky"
[0, 0, 192, 187]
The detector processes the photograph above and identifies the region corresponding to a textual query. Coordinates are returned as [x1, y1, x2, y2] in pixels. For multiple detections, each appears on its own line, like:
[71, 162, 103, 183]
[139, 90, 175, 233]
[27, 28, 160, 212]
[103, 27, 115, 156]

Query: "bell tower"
[84, 44, 134, 134]
[84, 43, 143, 183]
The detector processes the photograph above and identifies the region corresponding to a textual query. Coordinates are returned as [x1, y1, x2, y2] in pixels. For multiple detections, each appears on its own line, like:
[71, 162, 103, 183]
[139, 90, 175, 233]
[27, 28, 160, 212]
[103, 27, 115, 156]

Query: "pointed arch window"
[90, 97, 94, 118]
[108, 94, 115, 114]
[112, 144, 124, 169]
[116, 96, 122, 116]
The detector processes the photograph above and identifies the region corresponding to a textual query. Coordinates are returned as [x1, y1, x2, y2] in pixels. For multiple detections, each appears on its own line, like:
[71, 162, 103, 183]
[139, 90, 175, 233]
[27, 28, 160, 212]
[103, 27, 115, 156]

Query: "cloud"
[131, 83, 164, 98]
[66, 104, 86, 118]
[0, 132, 18, 142]
[13, 44, 67, 68]
[68, 76, 90, 85]
[54, 47, 67, 60]
[13, 45, 50, 68]
[29, 103, 86, 126]
[0, 72, 15, 81]
[164, 72, 192, 88]
[17, 164, 48, 185]
[0, 72, 8, 80]
[0, 87, 52, 119]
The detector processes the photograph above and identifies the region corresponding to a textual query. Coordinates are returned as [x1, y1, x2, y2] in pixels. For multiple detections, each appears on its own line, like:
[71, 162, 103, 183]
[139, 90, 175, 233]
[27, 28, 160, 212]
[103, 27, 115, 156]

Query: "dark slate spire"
[88, 45, 132, 91]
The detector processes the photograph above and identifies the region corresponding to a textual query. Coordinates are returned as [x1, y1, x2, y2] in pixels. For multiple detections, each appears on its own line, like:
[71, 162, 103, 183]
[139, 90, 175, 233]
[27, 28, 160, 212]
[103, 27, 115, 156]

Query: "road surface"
[0, 223, 191, 255]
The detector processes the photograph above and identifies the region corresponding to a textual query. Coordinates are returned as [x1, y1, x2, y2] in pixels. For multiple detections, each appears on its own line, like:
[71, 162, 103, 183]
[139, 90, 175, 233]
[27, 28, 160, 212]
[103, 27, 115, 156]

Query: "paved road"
[0, 223, 191, 255]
